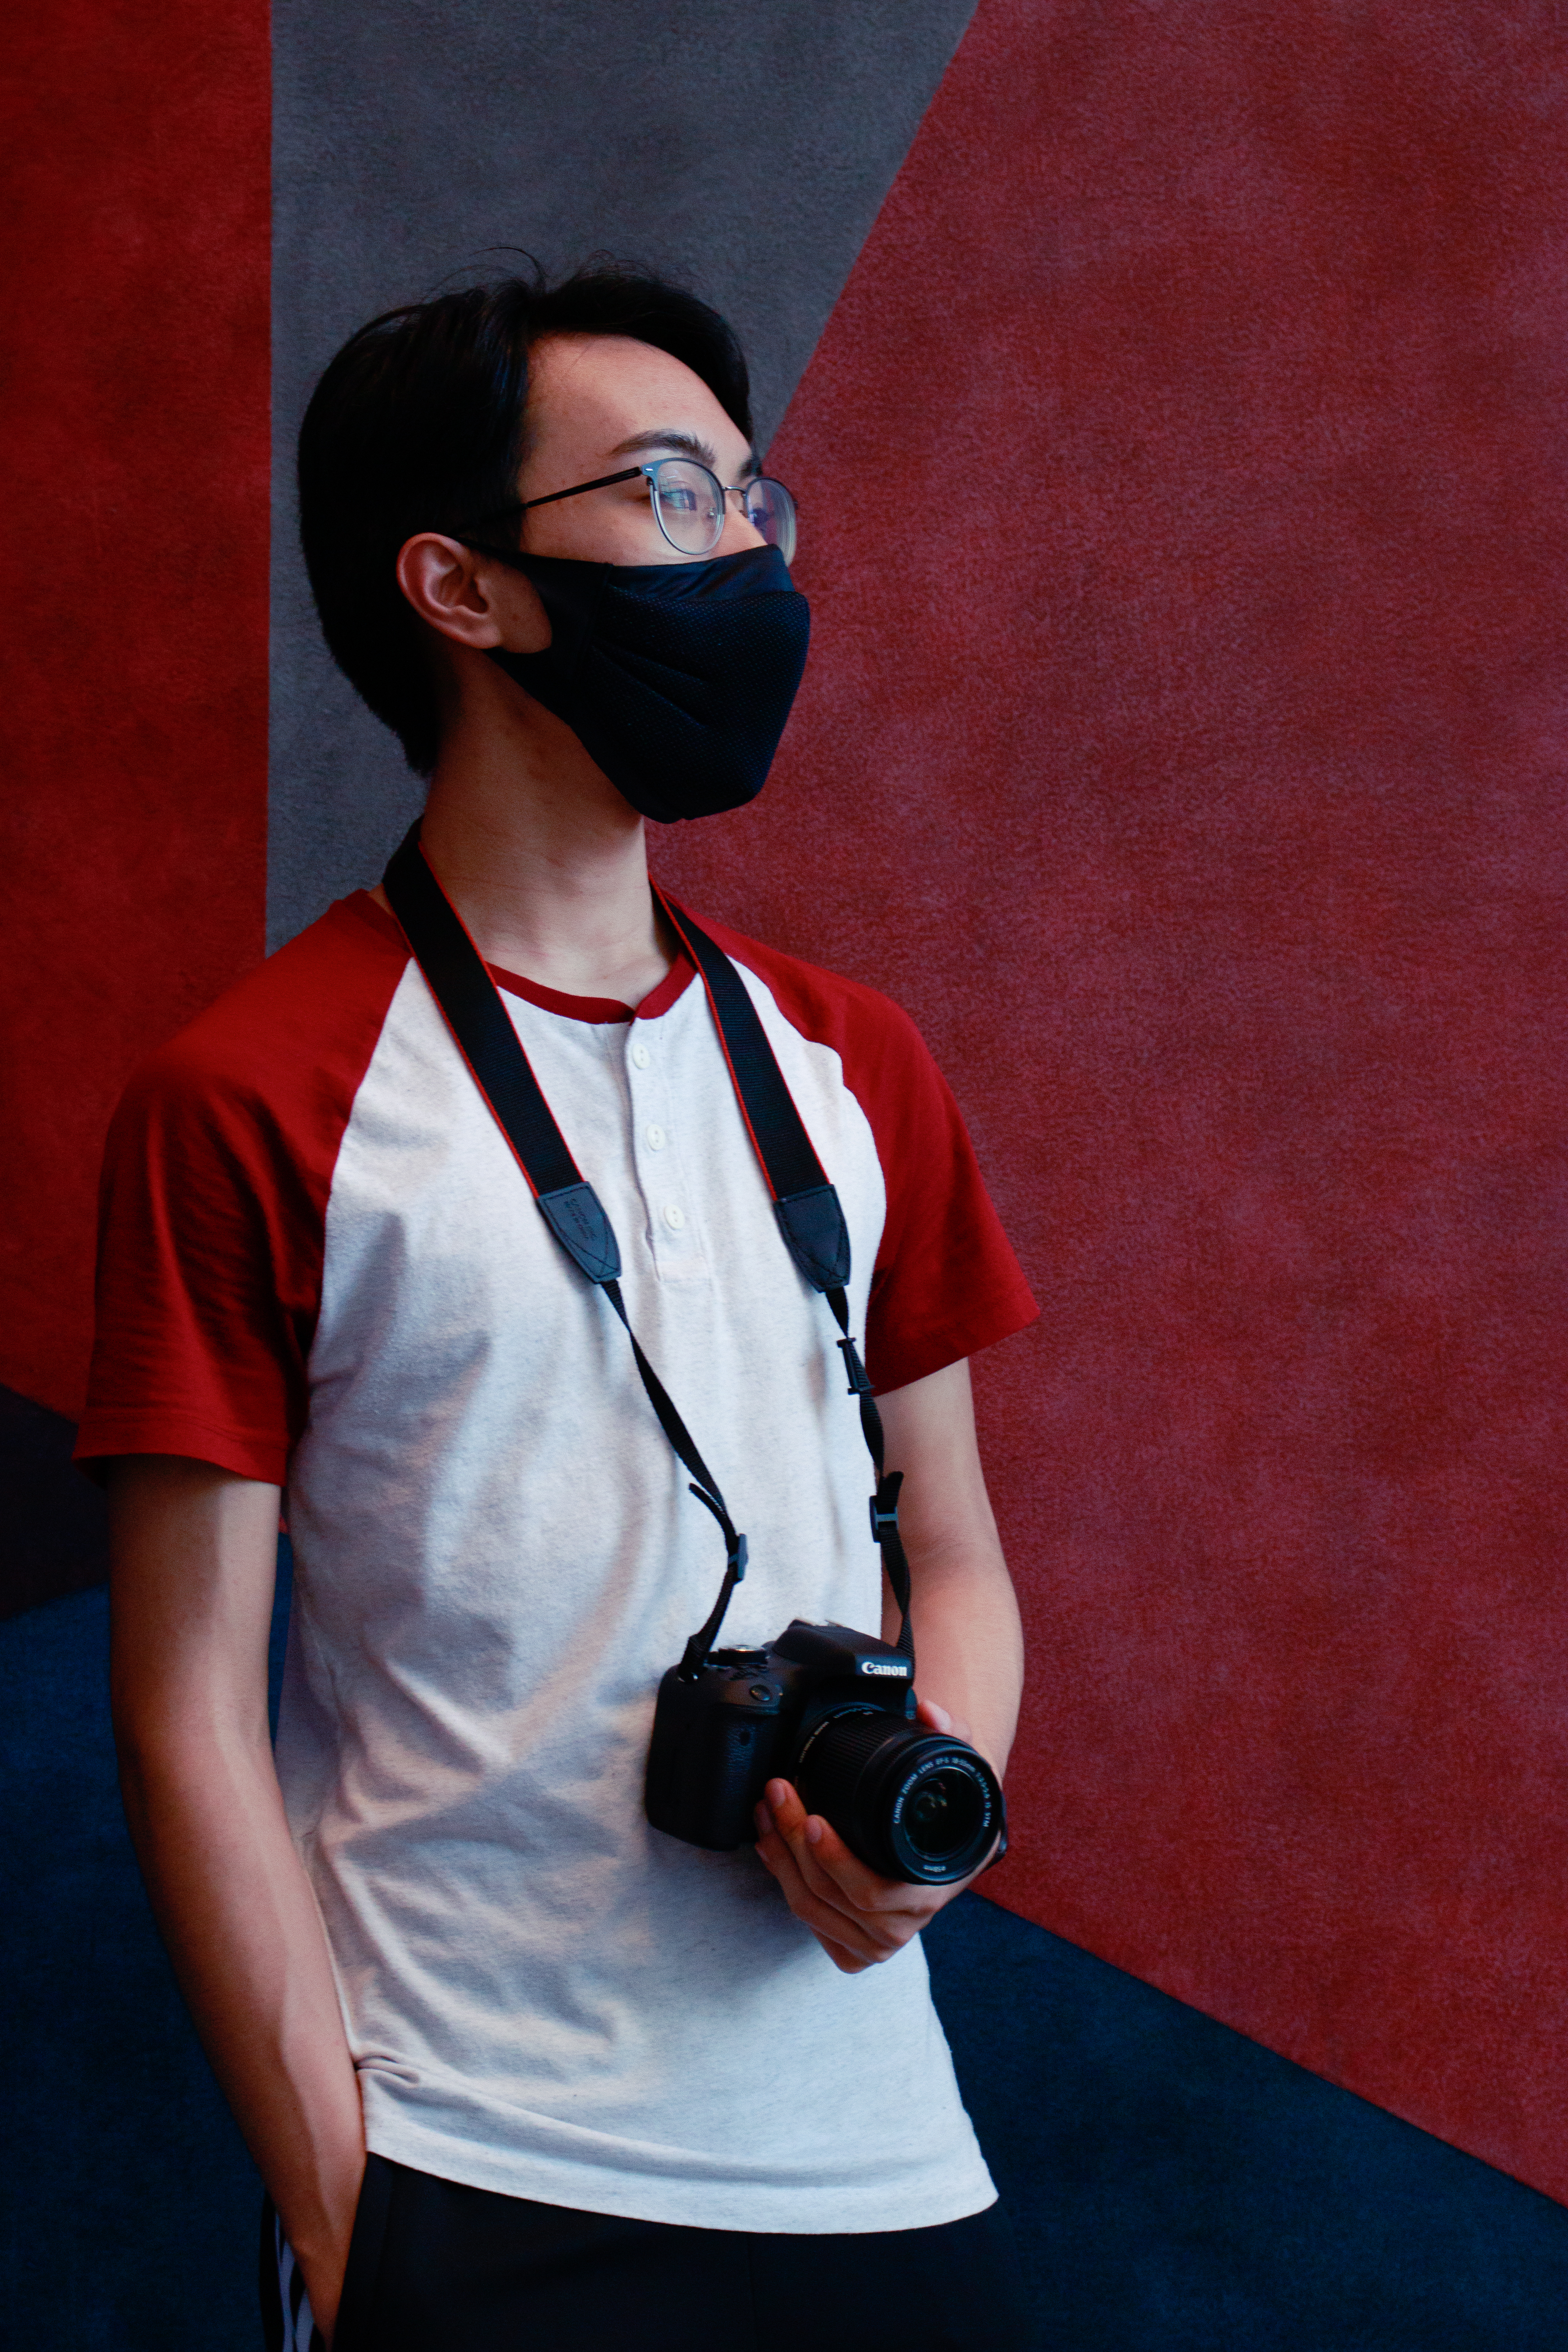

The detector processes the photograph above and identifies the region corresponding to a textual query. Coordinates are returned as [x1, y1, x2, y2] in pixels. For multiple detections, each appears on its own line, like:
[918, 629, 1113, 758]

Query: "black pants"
[265, 2154, 1035, 2352]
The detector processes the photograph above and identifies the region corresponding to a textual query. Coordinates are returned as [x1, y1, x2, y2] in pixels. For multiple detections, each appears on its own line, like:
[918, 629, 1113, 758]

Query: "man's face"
[514, 334, 766, 568]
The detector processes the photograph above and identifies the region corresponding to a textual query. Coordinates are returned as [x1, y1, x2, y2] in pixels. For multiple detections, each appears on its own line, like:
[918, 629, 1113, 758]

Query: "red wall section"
[655, 3, 1568, 2198]
[0, 2, 271, 1419]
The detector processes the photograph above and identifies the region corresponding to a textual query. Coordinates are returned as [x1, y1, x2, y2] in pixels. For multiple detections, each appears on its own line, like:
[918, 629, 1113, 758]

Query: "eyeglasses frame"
[475, 457, 796, 562]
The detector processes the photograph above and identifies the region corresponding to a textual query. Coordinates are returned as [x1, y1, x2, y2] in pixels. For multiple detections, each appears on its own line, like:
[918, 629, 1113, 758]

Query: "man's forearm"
[889, 1548, 1023, 1779]
[109, 1459, 364, 2340]
[117, 1712, 365, 2328]
[875, 1359, 1025, 1779]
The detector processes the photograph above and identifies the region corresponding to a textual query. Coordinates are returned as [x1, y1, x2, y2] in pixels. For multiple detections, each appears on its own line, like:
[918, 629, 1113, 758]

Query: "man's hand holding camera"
[754, 1700, 995, 1974]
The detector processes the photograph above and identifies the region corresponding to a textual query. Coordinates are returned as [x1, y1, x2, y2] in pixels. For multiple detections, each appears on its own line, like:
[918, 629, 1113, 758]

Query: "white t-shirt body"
[80, 891, 1038, 2232]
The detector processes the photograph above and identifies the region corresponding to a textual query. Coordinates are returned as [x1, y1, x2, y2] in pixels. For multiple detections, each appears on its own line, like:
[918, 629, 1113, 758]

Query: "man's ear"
[395, 533, 550, 654]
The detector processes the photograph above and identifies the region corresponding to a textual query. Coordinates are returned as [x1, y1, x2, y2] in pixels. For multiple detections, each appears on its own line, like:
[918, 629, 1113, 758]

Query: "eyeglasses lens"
[648, 460, 726, 555]
[743, 478, 797, 567]
[646, 460, 799, 565]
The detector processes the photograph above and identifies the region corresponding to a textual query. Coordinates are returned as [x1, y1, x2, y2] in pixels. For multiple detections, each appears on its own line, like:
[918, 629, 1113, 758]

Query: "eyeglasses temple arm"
[519, 466, 646, 514]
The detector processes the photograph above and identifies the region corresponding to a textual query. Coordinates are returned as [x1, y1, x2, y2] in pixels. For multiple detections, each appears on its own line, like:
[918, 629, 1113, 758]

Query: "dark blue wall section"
[924, 1896, 1568, 2350]
[7, 1564, 1568, 2349]
[1, 1384, 108, 1619]
[1, 1586, 259, 2348]
[0, 1565, 294, 2350]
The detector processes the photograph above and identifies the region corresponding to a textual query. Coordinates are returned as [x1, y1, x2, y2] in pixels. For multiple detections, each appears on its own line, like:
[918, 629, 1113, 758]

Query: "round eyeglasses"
[514, 456, 797, 566]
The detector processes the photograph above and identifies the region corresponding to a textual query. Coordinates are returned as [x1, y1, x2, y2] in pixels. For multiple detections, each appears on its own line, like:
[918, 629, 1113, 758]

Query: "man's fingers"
[796, 1818, 918, 1928]
[763, 1782, 940, 1926]
[755, 1838, 891, 1964]
[755, 1787, 935, 1960]
[915, 1697, 976, 1747]
[760, 1792, 898, 1930]
[754, 1809, 909, 1963]
[762, 1782, 892, 1907]
[817, 1935, 875, 1975]
[753, 1775, 979, 1973]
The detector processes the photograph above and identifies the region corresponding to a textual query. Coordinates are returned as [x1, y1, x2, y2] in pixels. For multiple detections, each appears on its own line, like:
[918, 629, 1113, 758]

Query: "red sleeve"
[74, 896, 406, 1482]
[855, 998, 1039, 1393]
[699, 918, 1039, 1394]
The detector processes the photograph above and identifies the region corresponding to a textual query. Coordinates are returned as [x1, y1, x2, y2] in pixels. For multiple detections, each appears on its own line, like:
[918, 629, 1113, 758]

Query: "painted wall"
[654, 0, 1568, 2201]
[1, 0, 270, 1422]
[5, 0, 1568, 2288]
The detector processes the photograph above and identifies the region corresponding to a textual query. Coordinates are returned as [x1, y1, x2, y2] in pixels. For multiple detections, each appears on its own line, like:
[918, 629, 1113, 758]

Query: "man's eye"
[660, 487, 700, 515]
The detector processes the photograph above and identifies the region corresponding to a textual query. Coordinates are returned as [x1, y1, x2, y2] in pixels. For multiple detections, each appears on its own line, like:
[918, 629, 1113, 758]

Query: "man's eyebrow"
[608, 428, 760, 479]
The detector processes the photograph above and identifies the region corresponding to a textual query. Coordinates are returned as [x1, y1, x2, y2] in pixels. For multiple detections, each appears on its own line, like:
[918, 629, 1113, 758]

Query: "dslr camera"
[646, 1620, 1005, 1886]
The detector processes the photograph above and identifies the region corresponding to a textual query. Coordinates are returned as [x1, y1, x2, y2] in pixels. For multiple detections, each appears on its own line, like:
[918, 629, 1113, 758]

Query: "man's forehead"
[526, 333, 749, 464]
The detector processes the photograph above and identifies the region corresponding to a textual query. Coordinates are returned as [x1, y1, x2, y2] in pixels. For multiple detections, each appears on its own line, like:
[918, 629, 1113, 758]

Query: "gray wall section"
[269, 0, 975, 948]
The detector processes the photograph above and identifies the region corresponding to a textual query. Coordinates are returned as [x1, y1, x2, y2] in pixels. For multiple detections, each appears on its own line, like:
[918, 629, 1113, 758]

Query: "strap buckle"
[869, 1479, 902, 1545]
[837, 1335, 873, 1396]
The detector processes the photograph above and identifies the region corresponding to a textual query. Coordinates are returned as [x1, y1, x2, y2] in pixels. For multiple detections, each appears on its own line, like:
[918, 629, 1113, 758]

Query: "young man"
[82, 267, 1038, 2350]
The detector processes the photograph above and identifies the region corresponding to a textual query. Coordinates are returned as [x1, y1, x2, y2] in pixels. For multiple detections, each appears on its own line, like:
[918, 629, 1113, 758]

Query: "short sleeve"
[857, 1003, 1038, 1393]
[75, 1048, 320, 1482]
[74, 895, 405, 1481]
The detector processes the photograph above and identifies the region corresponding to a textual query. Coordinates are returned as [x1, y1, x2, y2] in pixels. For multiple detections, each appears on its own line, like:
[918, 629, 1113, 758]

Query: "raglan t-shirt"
[77, 889, 1038, 2234]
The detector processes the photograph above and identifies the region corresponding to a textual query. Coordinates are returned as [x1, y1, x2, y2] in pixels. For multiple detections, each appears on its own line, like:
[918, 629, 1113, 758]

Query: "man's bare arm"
[872, 1355, 1023, 1776]
[753, 1357, 1024, 1970]
[108, 1458, 364, 2342]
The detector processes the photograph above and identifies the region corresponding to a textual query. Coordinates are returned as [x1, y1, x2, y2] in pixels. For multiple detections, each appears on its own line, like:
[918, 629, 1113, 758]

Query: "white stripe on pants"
[274, 2210, 327, 2352]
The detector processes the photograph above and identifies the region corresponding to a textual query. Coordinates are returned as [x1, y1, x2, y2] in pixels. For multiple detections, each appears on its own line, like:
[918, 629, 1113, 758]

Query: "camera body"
[645, 1620, 1004, 1886]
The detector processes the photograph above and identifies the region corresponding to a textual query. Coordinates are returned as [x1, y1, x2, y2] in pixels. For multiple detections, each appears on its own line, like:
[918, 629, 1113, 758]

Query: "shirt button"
[646, 1123, 667, 1151]
[663, 1203, 686, 1231]
[631, 1041, 651, 1069]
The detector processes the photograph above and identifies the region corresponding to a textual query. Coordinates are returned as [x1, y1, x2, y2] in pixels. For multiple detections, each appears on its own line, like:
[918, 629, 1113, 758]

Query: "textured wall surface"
[6, 2, 1568, 2336]
[0, 0, 271, 1421]
[655, 0, 1568, 2201]
[268, 0, 975, 947]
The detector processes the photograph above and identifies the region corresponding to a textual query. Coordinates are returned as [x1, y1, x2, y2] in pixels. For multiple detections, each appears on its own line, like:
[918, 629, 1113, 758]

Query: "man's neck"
[386, 699, 674, 1009]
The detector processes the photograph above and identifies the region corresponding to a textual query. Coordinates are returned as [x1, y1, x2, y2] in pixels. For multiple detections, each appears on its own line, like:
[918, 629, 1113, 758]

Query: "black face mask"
[479, 542, 810, 824]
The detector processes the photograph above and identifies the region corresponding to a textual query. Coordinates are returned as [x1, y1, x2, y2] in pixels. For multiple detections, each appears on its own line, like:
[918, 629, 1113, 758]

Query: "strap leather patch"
[773, 1185, 851, 1294]
[537, 1183, 621, 1285]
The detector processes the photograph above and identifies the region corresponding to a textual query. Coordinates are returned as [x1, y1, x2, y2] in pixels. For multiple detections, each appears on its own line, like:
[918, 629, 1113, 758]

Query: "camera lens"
[902, 1769, 985, 1862]
[792, 1711, 1003, 1886]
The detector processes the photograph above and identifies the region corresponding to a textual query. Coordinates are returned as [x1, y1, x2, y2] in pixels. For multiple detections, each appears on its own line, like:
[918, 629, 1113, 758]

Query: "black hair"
[297, 260, 753, 775]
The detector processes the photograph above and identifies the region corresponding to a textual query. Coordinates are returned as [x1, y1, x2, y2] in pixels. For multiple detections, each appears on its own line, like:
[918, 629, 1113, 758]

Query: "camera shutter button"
[749, 1684, 774, 1702]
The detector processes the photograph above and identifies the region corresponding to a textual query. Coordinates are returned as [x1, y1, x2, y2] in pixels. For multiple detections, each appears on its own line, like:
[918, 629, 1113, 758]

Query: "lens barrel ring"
[792, 1708, 1003, 1886]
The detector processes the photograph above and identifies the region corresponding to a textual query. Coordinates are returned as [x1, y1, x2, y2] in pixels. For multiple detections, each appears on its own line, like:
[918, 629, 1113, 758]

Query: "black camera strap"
[652, 890, 913, 1660]
[382, 822, 912, 1671]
